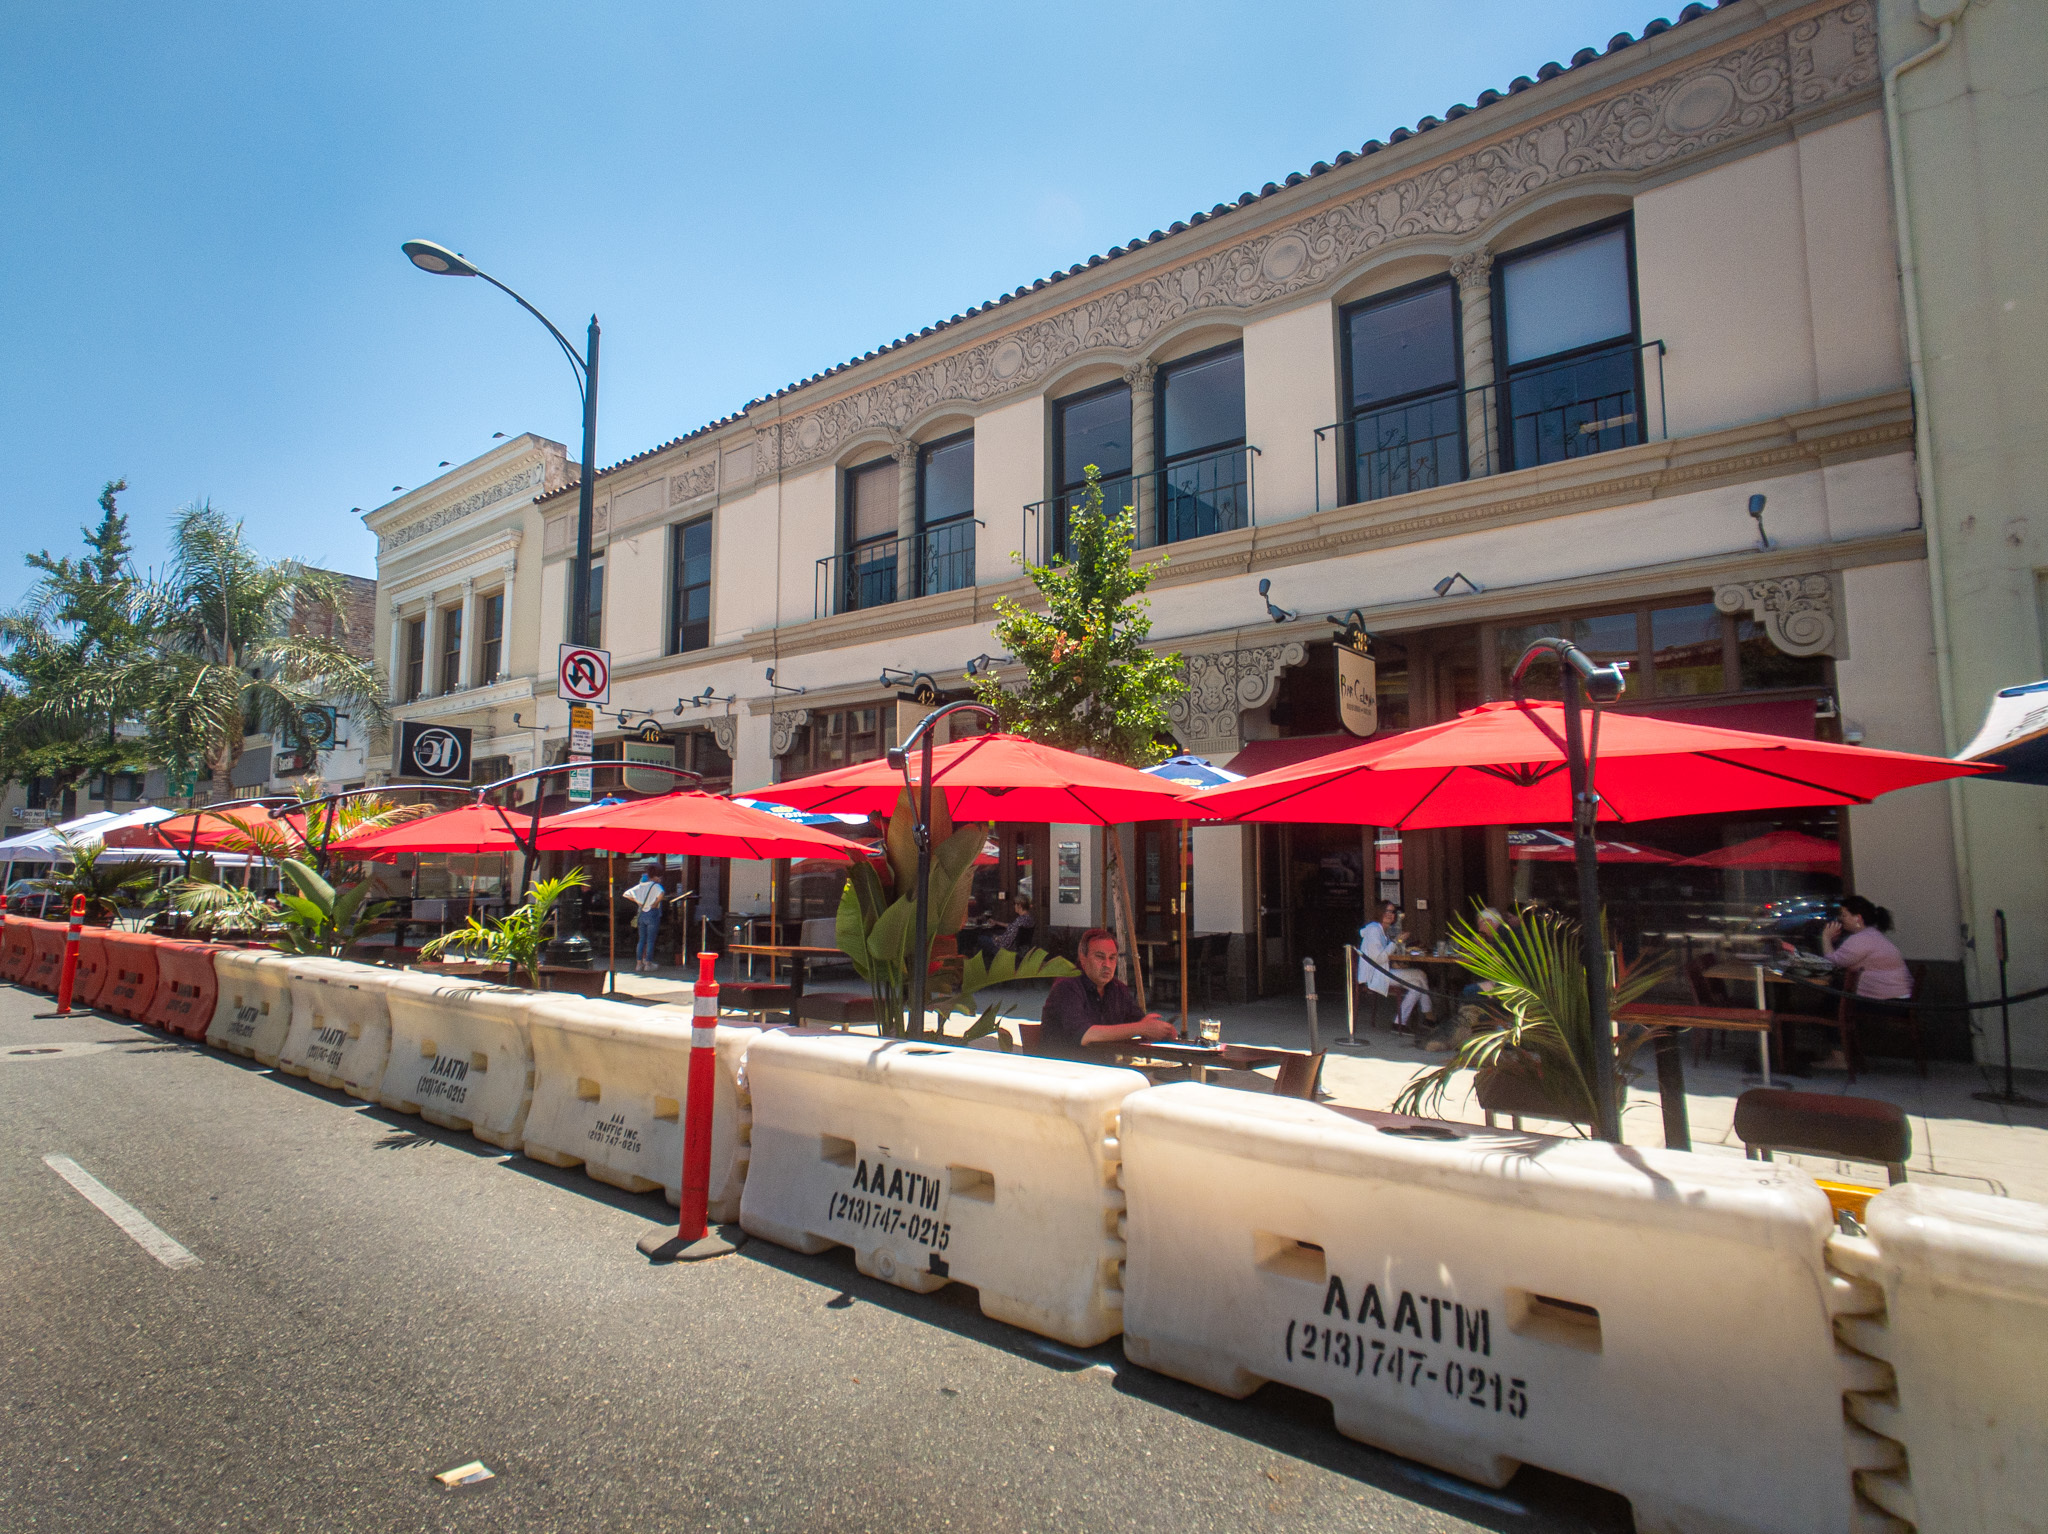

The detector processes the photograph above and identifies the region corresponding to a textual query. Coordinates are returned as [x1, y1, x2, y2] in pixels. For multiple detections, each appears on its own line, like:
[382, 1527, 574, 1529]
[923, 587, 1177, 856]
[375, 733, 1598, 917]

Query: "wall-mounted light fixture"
[963, 653, 1004, 680]
[1748, 493, 1772, 550]
[1433, 572, 1484, 598]
[765, 666, 806, 696]
[680, 686, 733, 714]
[1257, 578, 1298, 624]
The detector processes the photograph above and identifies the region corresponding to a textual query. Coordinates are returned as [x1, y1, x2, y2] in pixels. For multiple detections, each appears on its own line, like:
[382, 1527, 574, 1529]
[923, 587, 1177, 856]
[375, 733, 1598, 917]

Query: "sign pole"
[639, 950, 743, 1263]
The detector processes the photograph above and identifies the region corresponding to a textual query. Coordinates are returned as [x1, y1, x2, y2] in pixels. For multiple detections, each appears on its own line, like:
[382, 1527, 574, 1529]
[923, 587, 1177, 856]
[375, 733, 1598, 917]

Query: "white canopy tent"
[2, 807, 255, 880]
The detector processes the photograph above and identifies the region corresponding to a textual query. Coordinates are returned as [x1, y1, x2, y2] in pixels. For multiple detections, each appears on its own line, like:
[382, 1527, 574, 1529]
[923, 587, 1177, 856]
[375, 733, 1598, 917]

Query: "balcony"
[1315, 339, 1665, 512]
[1021, 445, 1260, 567]
[814, 517, 979, 619]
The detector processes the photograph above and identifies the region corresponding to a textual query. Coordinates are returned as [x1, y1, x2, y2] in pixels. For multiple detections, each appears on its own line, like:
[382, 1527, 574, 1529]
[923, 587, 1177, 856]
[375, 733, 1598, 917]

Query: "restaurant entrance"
[1254, 823, 1368, 996]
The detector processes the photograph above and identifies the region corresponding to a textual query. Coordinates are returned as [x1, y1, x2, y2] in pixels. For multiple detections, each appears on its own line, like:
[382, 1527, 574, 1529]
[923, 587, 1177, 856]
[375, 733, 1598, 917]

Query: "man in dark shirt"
[1037, 929, 1177, 1056]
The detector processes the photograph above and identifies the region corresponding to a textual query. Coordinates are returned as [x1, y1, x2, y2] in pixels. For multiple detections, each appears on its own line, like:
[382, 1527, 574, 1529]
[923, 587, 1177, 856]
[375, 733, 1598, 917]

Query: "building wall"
[1880, 0, 2048, 1063]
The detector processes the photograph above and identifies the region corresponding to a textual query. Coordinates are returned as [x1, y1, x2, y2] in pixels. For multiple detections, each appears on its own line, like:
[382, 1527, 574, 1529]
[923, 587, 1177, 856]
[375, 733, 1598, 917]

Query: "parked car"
[1749, 895, 1833, 948]
[2, 879, 64, 919]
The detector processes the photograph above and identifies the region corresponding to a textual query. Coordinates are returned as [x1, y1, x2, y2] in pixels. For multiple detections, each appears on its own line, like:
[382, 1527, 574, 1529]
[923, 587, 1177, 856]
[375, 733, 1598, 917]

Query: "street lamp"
[404, 239, 602, 967]
[400, 240, 601, 650]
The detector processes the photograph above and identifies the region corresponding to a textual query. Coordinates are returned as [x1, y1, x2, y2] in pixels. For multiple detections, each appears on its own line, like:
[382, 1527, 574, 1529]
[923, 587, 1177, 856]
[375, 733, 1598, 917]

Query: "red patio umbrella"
[1509, 829, 1680, 863]
[1684, 828, 1842, 871]
[1194, 701, 1991, 827]
[104, 801, 309, 854]
[530, 792, 869, 861]
[751, 732, 1216, 824]
[329, 803, 537, 862]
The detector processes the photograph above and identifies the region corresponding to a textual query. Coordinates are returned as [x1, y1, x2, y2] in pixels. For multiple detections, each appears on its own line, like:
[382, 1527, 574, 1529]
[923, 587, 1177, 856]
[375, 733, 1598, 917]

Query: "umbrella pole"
[1563, 669, 1623, 1143]
[606, 854, 617, 996]
[1178, 821, 1189, 1038]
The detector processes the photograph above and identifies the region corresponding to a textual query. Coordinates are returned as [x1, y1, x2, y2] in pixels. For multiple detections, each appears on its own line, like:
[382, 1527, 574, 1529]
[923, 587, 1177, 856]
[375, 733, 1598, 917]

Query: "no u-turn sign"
[558, 644, 611, 706]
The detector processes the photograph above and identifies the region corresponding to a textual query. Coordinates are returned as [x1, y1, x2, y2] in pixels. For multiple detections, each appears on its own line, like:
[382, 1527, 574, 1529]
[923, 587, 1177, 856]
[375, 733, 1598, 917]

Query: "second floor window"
[917, 433, 974, 597]
[1343, 278, 1463, 502]
[479, 591, 504, 683]
[586, 561, 605, 648]
[843, 457, 901, 610]
[1158, 344, 1248, 543]
[439, 604, 464, 693]
[672, 516, 713, 653]
[1498, 221, 1641, 469]
[404, 616, 425, 701]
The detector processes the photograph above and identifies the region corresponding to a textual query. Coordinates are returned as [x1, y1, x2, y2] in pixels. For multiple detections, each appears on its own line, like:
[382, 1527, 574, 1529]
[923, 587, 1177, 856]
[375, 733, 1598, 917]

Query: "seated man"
[1036, 928, 1177, 1057]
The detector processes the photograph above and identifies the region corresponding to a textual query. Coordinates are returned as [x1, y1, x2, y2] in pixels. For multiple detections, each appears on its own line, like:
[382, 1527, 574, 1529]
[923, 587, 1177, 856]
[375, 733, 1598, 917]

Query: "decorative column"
[1449, 251, 1496, 479]
[497, 556, 518, 685]
[1125, 360, 1158, 547]
[388, 600, 407, 704]
[893, 438, 920, 599]
[457, 578, 477, 694]
[421, 597, 443, 697]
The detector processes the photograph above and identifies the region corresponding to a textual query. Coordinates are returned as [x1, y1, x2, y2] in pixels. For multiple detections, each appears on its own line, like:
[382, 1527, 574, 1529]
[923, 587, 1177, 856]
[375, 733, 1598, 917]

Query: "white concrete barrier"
[279, 958, 393, 1100]
[204, 950, 296, 1064]
[378, 972, 539, 1150]
[1120, 1085, 1872, 1534]
[1828, 1185, 2048, 1533]
[520, 997, 761, 1219]
[739, 1032, 1147, 1348]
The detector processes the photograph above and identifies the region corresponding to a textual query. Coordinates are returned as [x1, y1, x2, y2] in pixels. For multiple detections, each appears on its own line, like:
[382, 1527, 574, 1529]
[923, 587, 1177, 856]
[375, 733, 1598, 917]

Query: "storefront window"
[1651, 603, 1725, 697]
[1493, 597, 1830, 701]
[1737, 618, 1827, 691]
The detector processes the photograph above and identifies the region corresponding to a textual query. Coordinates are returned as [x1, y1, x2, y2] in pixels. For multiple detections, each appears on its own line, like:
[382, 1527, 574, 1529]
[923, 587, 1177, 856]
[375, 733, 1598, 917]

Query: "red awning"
[1223, 735, 1360, 777]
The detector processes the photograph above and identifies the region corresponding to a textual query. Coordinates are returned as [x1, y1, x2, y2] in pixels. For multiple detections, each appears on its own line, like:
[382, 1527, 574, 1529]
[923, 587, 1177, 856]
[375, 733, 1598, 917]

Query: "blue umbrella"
[1142, 755, 1244, 790]
[732, 797, 872, 828]
[1957, 680, 2048, 785]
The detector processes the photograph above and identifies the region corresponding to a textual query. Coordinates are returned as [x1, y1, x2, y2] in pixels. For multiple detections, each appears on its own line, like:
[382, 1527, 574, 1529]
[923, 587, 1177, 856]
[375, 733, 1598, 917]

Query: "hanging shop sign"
[623, 740, 676, 795]
[396, 721, 473, 782]
[1334, 612, 1378, 738]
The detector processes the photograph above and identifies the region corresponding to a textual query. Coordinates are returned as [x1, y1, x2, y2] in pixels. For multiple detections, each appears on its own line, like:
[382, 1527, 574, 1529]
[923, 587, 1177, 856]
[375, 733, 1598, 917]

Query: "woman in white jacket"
[1357, 900, 1434, 1030]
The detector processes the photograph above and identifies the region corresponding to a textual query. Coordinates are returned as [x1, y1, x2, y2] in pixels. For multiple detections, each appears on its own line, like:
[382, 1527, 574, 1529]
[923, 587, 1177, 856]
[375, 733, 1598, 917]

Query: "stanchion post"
[639, 949, 744, 1262]
[54, 895, 87, 1016]
[1342, 944, 1356, 1040]
[1302, 955, 1319, 1054]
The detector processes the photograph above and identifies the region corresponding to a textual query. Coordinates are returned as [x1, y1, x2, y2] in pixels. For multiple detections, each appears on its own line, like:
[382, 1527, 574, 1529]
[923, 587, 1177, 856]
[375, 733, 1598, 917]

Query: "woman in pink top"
[1823, 896, 1913, 999]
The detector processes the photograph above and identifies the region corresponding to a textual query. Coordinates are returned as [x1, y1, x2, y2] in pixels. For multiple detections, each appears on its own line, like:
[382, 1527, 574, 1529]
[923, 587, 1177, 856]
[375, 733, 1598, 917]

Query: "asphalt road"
[0, 984, 1633, 1533]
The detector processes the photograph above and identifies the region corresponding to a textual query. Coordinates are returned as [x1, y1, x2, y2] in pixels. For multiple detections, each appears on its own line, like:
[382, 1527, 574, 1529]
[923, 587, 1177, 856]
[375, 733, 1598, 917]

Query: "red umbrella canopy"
[330, 803, 534, 862]
[1194, 701, 1992, 828]
[1508, 829, 1680, 863]
[531, 791, 870, 861]
[1686, 828, 1843, 871]
[104, 802, 308, 853]
[753, 732, 1216, 825]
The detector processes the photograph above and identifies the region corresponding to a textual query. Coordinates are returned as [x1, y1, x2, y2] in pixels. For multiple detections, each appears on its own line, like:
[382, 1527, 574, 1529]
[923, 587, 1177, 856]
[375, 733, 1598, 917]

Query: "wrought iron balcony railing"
[1314, 339, 1665, 513]
[1021, 444, 1260, 568]
[814, 517, 979, 619]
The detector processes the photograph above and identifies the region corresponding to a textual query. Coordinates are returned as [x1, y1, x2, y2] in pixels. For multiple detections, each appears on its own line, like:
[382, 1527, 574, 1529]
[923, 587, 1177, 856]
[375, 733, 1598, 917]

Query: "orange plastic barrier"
[73, 930, 116, 1009]
[146, 941, 224, 1038]
[1, 918, 48, 984]
[100, 932, 162, 1021]
[26, 922, 70, 992]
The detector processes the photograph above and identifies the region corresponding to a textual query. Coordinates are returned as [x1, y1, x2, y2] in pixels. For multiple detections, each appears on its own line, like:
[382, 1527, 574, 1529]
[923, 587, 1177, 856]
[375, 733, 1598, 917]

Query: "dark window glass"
[1347, 282, 1459, 410]
[404, 617, 425, 702]
[919, 434, 973, 526]
[587, 564, 605, 648]
[439, 606, 463, 693]
[1055, 385, 1131, 493]
[672, 517, 713, 654]
[479, 592, 505, 684]
[1651, 603, 1725, 697]
[1499, 224, 1641, 470]
[1160, 346, 1245, 463]
[1502, 227, 1633, 366]
[1737, 618, 1827, 691]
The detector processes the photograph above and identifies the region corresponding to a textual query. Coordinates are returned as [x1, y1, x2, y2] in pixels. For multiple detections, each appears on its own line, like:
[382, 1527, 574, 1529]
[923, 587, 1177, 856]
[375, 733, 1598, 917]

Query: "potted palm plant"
[1394, 906, 1669, 1137]
[33, 836, 157, 926]
[417, 870, 600, 992]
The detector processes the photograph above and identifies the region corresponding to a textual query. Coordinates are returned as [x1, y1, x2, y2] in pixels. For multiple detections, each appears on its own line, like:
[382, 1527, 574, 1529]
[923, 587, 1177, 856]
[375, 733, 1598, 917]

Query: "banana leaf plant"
[418, 869, 587, 989]
[1392, 905, 1671, 1138]
[834, 789, 1077, 1040]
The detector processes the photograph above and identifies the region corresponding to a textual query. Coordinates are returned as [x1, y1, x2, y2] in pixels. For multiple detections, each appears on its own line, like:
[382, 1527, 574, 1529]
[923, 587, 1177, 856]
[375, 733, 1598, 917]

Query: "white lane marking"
[42, 1154, 201, 1270]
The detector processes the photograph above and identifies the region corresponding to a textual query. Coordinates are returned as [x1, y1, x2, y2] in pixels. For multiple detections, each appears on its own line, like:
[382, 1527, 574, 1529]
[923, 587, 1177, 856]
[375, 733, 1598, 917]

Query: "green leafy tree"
[970, 464, 1187, 997]
[833, 789, 1077, 1038]
[1392, 907, 1670, 1138]
[0, 480, 153, 810]
[126, 501, 385, 803]
[419, 870, 589, 988]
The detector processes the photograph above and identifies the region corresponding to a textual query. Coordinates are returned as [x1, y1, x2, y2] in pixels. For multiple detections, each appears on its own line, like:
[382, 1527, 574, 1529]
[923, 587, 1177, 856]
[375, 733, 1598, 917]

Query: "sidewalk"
[597, 960, 2048, 1206]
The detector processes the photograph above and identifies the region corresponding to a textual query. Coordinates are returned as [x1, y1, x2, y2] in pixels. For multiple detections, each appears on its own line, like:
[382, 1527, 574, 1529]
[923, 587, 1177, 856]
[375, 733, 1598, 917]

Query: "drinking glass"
[1198, 1017, 1222, 1045]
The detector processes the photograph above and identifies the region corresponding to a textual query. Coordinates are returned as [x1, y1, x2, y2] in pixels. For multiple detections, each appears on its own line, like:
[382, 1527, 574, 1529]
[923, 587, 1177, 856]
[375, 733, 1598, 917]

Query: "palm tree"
[129, 502, 386, 803]
[32, 836, 159, 926]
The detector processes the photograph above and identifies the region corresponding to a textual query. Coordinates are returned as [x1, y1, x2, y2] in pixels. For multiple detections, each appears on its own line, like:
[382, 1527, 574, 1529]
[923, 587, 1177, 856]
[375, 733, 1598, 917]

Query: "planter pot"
[411, 961, 607, 996]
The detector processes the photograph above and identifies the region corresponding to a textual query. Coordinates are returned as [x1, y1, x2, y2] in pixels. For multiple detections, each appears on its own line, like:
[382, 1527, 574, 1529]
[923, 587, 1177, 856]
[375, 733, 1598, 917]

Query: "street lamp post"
[403, 240, 600, 965]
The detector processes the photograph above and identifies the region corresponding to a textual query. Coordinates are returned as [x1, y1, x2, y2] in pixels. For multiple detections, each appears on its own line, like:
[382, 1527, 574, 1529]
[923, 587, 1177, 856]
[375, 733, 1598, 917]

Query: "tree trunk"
[1104, 830, 1147, 1011]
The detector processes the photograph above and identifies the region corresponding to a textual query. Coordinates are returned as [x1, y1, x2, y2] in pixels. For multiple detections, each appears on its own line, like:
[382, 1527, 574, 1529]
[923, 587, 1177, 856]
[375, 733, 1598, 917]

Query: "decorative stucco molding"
[710, 712, 738, 757]
[670, 461, 718, 505]
[1714, 573, 1842, 657]
[1170, 639, 1307, 755]
[751, 2, 1875, 477]
[381, 462, 544, 553]
[769, 708, 810, 759]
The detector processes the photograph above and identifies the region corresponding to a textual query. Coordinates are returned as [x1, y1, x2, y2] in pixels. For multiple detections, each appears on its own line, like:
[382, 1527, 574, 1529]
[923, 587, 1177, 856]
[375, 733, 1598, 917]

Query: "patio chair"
[1734, 1087, 1911, 1184]
[1685, 952, 1733, 1065]
[1193, 933, 1232, 1008]
[1799, 962, 1929, 1082]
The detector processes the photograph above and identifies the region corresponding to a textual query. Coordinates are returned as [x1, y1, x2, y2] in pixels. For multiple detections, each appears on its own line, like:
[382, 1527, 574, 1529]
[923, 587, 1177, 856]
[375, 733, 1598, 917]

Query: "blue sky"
[1, 0, 1666, 604]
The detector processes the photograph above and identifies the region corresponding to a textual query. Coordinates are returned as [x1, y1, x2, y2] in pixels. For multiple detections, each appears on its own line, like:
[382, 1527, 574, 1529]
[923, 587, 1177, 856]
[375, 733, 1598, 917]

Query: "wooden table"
[1075, 1039, 1324, 1099]
[727, 943, 843, 1000]
[1614, 1001, 1783, 1149]
[1703, 960, 1836, 1087]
